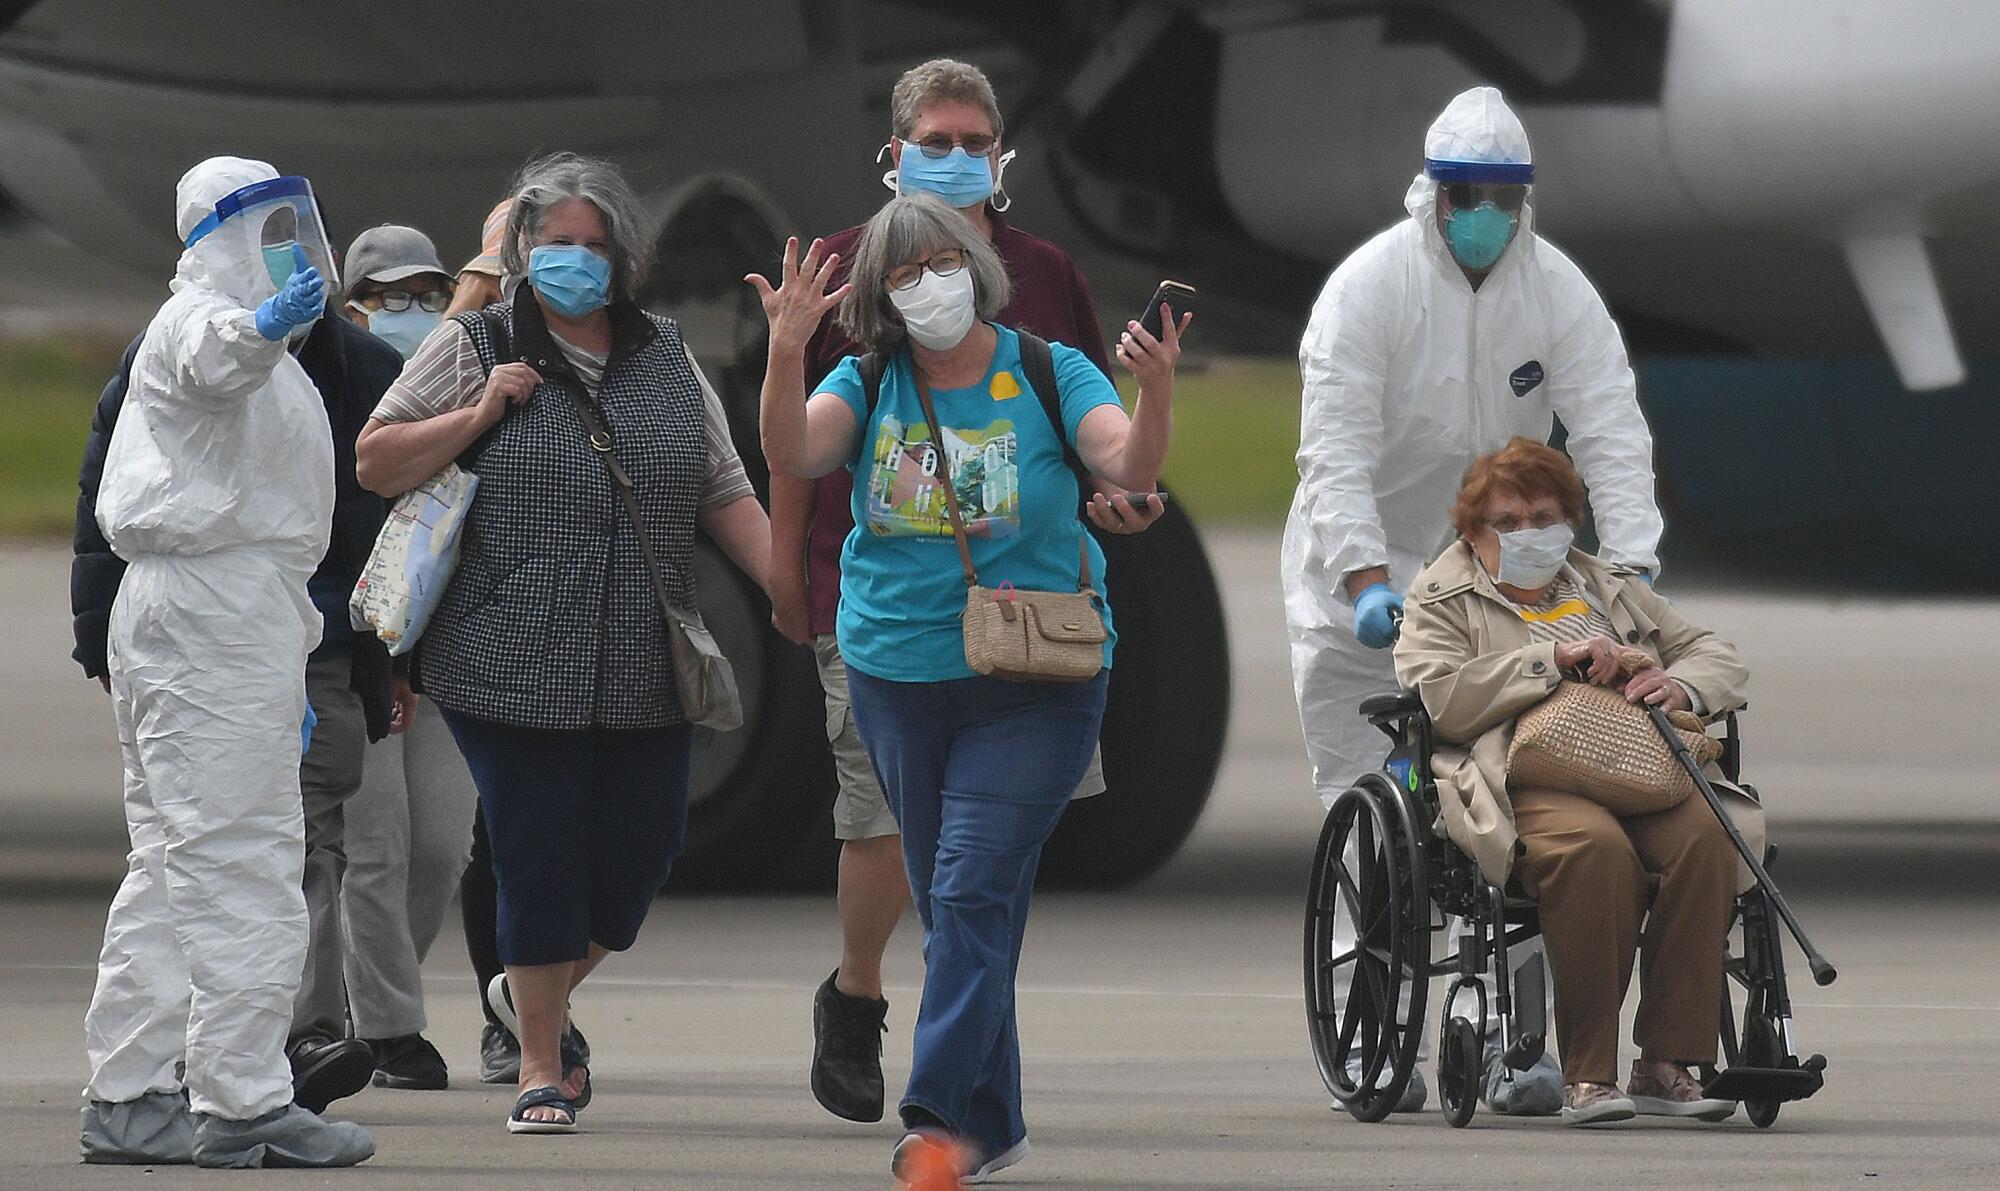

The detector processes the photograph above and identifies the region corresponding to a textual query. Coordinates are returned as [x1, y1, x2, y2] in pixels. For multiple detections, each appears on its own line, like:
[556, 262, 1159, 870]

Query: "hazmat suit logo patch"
[1509, 360, 1545, 398]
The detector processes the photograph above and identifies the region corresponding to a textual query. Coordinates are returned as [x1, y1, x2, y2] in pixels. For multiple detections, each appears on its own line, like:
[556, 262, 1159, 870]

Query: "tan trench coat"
[1392, 542, 1764, 889]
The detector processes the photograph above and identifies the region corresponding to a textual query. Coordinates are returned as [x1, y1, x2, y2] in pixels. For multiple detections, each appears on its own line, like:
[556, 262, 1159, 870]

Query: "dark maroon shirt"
[801, 210, 1113, 634]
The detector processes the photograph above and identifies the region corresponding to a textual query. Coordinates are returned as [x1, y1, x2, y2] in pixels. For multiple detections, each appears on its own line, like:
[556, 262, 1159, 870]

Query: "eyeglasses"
[352, 289, 452, 313]
[1442, 183, 1528, 213]
[908, 133, 997, 159]
[1484, 512, 1567, 534]
[886, 249, 967, 292]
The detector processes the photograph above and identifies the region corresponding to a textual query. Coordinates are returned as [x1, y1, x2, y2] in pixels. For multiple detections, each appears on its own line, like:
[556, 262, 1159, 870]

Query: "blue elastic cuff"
[1425, 158, 1535, 185]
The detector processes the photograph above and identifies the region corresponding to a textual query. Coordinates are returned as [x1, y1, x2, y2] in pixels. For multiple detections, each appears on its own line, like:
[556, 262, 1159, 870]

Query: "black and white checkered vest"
[417, 295, 706, 729]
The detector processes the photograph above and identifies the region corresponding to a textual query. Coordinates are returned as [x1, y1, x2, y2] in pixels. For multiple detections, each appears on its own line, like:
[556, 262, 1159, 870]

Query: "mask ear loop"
[989, 148, 1017, 213]
[877, 140, 900, 194]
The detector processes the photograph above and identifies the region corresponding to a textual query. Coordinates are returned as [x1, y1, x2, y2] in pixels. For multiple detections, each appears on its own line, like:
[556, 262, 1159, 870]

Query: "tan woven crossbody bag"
[1507, 647, 1720, 815]
[912, 369, 1107, 683]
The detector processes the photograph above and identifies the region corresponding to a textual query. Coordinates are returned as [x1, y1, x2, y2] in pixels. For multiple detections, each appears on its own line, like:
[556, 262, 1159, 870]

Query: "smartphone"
[1136, 279, 1196, 341]
[1118, 491, 1169, 506]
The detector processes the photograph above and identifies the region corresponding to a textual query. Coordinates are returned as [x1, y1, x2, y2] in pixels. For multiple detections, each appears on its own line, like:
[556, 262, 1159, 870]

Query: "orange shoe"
[891, 1128, 967, 1189]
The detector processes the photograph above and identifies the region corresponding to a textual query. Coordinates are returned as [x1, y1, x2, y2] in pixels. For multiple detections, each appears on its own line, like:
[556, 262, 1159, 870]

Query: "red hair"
[1450, 437, 1586, 539]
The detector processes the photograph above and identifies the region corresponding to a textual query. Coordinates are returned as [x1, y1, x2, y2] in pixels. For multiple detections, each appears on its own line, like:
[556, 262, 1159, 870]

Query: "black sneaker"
[477, 1023, 520, 1086]
[811, 970, 889, 1123]
[366, 1034, 448, 1091]
[287, 1035, 374, 1113]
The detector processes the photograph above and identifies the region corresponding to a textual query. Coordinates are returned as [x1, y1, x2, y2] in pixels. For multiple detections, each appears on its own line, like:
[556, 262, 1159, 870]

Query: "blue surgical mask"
[263, 242, 300, 288]
[528, 244, 612, 318]
[1496, 523, 1574, 589]
[893, 143, 996, 209]
[362, 304, 443, 360]
[1444, 202, 1516, 271]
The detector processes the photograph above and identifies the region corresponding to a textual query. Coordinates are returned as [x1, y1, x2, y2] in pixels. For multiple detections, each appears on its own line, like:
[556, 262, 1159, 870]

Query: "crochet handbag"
[912, 369, 1106, 683]
[1507, 647, 1721, 815]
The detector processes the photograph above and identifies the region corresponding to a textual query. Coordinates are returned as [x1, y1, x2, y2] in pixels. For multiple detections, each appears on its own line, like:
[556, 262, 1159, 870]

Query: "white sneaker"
[963, 1138, 1029, 1184]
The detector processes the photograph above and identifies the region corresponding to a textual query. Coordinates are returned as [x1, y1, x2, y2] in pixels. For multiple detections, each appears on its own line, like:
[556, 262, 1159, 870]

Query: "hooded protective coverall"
[1283, 87, 1662, 800]
[82, 157, 335, 1122]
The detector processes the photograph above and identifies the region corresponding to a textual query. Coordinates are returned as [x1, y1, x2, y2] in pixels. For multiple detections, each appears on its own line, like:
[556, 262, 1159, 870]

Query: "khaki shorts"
[814, 634, 1104, 841]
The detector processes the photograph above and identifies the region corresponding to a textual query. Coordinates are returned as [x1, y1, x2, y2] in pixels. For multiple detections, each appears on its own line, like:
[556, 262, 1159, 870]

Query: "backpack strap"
[857, 350, 886, 420]
[1012, 329, 1090, 494]
[455, 307, 516, 469]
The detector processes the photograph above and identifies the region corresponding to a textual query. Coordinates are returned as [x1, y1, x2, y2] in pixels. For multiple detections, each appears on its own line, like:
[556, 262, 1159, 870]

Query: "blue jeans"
[844, 666, 1109, 1156]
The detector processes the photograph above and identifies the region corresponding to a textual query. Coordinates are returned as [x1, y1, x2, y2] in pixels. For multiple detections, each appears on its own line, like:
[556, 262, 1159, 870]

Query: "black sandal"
[564, 1062, 593, 1110]
[507, 1085, 578, 1134]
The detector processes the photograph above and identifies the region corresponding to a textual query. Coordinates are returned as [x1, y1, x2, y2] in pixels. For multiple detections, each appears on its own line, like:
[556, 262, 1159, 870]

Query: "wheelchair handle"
[1646, 704, 1838, 986]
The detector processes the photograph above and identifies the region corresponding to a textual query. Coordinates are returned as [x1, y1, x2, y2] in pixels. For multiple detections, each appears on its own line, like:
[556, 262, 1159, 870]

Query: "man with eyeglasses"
[1283, 86, 1664, 1117]
[767, 57, 1161, 1135]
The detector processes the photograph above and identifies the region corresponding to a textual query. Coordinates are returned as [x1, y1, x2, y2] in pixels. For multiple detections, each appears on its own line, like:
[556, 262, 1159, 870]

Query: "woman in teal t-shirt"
[751, 192, 1188, 1179]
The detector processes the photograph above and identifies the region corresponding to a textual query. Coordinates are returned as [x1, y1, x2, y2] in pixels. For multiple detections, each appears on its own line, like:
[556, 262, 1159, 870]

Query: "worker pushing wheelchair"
[1285, 90, 1831, 1127]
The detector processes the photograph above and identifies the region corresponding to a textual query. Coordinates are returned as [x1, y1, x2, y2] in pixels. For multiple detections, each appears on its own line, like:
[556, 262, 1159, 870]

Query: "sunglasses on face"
[908, 133, 997, 159]
[886, 249, 968, 292]
[1442, 183, 1528, 213]
[353, 289, 452, 314]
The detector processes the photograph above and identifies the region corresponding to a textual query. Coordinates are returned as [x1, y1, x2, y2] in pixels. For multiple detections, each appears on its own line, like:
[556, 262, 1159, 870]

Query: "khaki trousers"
[1511, 787, 1736, 1086]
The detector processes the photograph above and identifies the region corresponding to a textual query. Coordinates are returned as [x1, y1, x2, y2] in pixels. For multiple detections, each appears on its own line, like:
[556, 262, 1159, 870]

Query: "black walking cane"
[1646, 703, 1838, 986]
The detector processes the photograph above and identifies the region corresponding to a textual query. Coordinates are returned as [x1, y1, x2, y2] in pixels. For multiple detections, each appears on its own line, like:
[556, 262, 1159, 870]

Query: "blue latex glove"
[301, 700, 317, 754]
[255, 244, 326, 340]
[1353, 582, 1404, 649]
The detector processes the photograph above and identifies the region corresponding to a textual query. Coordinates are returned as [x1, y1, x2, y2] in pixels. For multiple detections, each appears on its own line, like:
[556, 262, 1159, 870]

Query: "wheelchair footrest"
[1703, 1063, 1825, 1104]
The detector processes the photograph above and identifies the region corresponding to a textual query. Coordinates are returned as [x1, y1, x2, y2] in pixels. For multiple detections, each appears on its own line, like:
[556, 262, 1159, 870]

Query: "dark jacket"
[71, 315, 406, 741]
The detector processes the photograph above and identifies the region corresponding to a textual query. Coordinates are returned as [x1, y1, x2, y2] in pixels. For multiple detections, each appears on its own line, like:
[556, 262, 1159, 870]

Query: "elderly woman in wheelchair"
[1306, 438, 1830, 1129]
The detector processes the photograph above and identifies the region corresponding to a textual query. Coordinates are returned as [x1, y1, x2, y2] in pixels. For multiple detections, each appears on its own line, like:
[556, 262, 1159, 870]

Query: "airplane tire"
[1037, 497, 1230, 888]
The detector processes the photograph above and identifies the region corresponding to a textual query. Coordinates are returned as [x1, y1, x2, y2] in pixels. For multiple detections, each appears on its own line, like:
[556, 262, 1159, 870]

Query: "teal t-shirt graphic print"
[819, 324, 1123, 682]
[862, 412, 1020, 539]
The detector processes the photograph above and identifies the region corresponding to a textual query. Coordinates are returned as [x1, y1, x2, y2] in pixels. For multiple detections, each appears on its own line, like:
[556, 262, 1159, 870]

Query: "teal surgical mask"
[263, 241, 301, 288]
[1444, 202, 1515, 271]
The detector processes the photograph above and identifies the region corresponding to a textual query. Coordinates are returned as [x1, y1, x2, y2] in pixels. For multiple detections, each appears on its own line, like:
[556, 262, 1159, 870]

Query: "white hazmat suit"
[1283, 87, 1662, 799]
[82, 157, 334, 1127]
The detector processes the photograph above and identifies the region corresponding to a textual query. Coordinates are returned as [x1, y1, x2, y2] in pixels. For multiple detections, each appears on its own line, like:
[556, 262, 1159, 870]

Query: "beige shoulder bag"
[912, 368, 1107, 683]
[1507, 647, 1720, 815]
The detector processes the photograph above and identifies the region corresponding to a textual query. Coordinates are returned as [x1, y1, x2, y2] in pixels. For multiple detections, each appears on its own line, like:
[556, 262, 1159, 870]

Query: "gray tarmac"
[3, 533, 1998, 1187]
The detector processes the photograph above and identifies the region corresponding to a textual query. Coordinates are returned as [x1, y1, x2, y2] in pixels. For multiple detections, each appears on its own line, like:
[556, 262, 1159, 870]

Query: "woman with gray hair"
[751, 191, 1189, 1182]
[357, 152, 772, 1133]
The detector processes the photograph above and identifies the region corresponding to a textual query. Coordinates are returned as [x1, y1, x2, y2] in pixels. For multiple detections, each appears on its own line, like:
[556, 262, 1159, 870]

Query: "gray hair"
[499, 152, 653, 302]
[837, 193, 1011, 353]
[889, 58, 1004, 142]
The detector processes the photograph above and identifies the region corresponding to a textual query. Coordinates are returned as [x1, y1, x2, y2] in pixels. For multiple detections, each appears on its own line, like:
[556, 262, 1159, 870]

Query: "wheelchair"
[1304, 687, 1832, 1128]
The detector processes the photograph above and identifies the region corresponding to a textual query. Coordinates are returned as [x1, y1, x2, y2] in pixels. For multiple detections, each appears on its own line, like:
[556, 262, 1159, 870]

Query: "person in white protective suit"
[1282, 87, 1664, 1116]
[79, 155, 374, 1169]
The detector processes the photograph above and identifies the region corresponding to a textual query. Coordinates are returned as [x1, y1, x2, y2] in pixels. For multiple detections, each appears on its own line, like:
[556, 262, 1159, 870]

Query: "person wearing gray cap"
[342, 225, 456, 360]
[335, 224, 479, 1093]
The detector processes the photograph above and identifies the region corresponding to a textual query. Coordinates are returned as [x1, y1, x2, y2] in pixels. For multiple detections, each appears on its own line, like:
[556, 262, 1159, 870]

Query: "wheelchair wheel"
[1438, 1016, 1480, 1128]
[1741, 1016, 1783, 1128]
[1304, 773, 1430, 1123]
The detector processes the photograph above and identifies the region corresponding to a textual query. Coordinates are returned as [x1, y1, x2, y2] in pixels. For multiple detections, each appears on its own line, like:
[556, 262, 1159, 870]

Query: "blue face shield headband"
[183, 175, 316, 249]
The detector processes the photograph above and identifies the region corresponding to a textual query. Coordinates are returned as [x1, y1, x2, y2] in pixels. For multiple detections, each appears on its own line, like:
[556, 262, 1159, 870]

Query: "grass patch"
[0, 335, 1307, 540]
[0, 336, 125, 538]
[1117, 356, 1301, 525]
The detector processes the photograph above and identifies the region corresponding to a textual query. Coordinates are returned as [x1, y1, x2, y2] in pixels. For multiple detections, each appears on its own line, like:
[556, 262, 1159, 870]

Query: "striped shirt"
[1511, 568, 1616, 644]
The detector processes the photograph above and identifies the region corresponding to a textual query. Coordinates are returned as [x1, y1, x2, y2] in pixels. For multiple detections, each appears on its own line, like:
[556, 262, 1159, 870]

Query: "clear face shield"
[183, 175, 340, 303]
